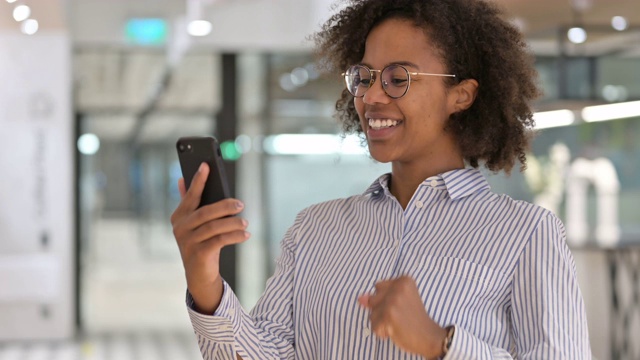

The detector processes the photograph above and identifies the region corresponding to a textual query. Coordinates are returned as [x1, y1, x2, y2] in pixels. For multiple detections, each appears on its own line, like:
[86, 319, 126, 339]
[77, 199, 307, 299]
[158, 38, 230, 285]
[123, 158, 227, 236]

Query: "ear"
[447, 79, 479, 115]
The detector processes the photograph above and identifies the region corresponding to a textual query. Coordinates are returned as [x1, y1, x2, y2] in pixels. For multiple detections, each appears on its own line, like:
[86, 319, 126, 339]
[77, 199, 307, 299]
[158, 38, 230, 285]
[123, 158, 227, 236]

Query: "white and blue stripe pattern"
[187, 168, 591, 359]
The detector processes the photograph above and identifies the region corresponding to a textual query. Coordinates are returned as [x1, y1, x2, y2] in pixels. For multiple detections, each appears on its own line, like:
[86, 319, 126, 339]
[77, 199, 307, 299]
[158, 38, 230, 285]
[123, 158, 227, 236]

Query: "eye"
[358, 78, 372, 87]
[390, 78, 408, 86]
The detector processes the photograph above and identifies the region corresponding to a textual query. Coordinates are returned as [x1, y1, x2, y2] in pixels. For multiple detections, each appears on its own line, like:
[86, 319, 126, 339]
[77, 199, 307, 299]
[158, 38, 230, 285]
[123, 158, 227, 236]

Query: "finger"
[187, 230, 251, 269]
[385, 324, 394, 338]
[186, 198, 245, 230]
[217, 229, 251, 247]
[183, 162, 210, 212]
[171, 177, 191, 225]
[374, 279, 392, 293]
[358, 294, 371, 308]
[189, 217, 249, 245]
[370, 306, 394, 340]
[367, 290, 386, 309]
[178, 178, 186, 199]
[371, 315, 391, 339]
[200, 229, 251, 252]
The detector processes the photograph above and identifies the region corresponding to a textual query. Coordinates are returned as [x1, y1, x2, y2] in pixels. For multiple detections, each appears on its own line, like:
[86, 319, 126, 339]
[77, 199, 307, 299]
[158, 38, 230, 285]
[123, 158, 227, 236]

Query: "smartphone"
[176, 136, 230, 208]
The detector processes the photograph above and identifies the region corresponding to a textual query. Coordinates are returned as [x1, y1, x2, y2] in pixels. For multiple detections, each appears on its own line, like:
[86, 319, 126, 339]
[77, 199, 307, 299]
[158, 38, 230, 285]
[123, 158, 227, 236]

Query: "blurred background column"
[0, 0, 74, 340]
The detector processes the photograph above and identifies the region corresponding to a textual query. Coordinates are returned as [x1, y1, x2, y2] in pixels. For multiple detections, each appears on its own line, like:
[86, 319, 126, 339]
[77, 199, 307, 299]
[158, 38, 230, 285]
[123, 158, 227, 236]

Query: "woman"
[171, 0, 592, 358]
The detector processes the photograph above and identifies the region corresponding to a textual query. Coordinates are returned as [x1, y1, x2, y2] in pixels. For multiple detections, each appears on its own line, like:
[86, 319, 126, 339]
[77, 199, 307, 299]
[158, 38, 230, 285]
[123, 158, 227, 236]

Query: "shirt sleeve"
[444, 213, 592, 359]
[185, 209, 306, 360]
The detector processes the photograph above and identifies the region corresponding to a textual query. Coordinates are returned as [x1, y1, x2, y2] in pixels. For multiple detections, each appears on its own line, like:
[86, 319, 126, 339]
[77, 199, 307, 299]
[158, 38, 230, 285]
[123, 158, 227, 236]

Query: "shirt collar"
[364, 173, 391, 198]
[364, 168, 490, 200]
[439, 167, 491, 200]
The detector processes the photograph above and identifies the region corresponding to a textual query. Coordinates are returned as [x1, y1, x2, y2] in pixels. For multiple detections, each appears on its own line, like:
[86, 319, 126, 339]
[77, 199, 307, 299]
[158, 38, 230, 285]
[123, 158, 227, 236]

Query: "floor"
[0, 332, 202, 360]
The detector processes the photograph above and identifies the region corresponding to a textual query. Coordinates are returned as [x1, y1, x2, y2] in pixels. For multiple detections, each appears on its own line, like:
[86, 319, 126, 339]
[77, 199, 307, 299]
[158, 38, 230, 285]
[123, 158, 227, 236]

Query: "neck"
[389, 156, 464, 209]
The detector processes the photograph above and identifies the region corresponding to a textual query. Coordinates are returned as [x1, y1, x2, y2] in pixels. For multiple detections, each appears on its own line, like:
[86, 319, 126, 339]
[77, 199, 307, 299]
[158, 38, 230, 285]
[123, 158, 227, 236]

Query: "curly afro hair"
[313, 0, 541, 173]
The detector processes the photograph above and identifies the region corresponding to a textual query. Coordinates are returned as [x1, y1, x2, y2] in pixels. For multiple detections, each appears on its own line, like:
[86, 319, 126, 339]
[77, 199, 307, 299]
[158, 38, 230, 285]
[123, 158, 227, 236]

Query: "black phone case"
[176, 136, 231, 208]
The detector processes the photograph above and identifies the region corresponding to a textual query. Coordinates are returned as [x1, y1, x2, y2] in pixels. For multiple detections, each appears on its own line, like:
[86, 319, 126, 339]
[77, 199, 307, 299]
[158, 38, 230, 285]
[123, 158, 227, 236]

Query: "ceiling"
[2, 0, 638, 53]
[495, 0, 640, 35]
[495, 0, 640, 57]
[2, 0, 638, 142]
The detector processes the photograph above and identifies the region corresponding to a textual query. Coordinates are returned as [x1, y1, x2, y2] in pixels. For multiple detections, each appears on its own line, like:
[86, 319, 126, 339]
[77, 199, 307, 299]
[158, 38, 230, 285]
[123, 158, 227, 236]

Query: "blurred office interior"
[0, 0, 639, 359]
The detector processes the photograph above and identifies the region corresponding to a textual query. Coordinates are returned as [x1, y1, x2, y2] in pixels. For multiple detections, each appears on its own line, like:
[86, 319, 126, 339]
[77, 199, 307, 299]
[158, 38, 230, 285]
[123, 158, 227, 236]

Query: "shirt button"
[415, 200, 424, 209]
[229, 308, 235, 316]
[363, 327, 371, 337]
[430, 179, 438, 187]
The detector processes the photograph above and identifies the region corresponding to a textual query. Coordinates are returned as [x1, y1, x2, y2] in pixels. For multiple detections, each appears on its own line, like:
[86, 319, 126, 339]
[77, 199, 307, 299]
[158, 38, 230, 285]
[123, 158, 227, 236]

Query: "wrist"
[440, 325, 455, 359]
[189, 276, 224, 314]
[421, 326, 448, 359]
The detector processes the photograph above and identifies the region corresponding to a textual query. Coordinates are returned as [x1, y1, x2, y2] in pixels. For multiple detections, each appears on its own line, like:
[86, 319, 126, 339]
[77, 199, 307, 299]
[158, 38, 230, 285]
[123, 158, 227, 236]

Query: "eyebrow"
[358, 61, 421, 69]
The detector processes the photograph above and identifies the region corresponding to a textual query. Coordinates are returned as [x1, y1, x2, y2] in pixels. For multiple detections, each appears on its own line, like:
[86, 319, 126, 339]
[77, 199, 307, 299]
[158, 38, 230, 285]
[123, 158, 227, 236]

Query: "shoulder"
[298, 193, 372, 220]
[492, 193, 561, 229]
[293, 192, 381, 232]
[497, 196, 573, 262]
[297, 173, 388, 219]
[284, 194, 374, 251]
[471, 194, 573, 277]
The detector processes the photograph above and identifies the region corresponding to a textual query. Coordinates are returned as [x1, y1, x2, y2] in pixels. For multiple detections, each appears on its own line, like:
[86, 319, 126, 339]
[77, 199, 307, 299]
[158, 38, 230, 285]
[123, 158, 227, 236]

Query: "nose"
[362, 76, 391, 105]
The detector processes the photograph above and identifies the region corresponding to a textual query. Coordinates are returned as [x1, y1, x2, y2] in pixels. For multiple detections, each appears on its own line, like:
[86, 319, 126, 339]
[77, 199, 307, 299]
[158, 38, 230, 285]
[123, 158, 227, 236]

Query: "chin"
[367, 147, 395, 164]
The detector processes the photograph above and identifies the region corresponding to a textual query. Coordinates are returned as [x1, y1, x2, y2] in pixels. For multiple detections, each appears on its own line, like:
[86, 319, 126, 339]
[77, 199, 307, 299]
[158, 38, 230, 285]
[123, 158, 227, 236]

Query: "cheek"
[354, 98, 365, 118]
[404, 96, 447, 125]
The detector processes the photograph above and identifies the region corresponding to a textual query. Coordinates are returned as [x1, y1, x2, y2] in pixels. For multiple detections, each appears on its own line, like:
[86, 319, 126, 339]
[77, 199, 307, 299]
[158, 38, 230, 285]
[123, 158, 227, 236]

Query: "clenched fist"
[358, 276, 447, 359]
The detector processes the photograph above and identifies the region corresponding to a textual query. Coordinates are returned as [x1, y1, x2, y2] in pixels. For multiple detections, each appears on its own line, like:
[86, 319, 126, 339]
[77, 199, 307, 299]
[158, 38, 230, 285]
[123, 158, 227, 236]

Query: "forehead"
[361, 18, 441, 69]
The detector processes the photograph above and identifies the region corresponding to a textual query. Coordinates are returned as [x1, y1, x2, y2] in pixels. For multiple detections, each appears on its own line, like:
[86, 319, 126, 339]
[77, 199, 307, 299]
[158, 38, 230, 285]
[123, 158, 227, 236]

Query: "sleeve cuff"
[443, 325, 492, 360]
[185, 280, 242, 344]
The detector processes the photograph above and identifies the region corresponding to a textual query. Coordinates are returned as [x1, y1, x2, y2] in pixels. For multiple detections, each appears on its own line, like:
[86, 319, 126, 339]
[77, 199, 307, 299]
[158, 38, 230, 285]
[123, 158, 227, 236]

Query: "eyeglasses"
[342, 64, 456, 99]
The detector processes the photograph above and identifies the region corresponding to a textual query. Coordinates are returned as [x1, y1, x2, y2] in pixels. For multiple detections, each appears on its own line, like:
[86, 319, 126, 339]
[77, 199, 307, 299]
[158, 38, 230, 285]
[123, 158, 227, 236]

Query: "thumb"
[178, 178, 186, 199]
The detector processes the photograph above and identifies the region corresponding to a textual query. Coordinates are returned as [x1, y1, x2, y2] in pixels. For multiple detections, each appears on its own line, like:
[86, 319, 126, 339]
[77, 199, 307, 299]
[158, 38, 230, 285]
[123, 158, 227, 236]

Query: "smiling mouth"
[368, 118, 403, 130]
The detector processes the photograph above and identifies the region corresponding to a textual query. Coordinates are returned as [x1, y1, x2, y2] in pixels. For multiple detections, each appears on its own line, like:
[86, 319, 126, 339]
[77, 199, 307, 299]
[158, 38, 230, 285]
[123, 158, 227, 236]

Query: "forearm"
[187, 282, 294, 359]
[442, 325, 510, 360]
[188, 209, 303, 360]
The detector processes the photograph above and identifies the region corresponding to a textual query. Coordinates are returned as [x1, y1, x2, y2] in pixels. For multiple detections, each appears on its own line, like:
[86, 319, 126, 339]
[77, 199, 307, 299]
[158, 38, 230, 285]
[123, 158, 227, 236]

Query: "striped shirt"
[187, 168, 591, 359]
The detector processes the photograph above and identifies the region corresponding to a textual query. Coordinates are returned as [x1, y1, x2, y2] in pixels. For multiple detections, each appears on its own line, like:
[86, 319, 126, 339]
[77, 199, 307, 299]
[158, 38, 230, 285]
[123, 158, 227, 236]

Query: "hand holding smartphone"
[176, 136, 230, 208]
[172, 136, 247, 315]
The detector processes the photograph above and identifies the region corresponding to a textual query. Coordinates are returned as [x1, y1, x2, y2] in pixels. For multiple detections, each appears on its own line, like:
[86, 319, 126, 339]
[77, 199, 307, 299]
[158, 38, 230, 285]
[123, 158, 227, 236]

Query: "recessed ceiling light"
[77, 133, 101, 155]
[187, 20, 212, 37]
[13, 4, 30, 22]
[21, 19, 38, 35]
[567, 27, 587, 44]
[611, 16, 628, 31]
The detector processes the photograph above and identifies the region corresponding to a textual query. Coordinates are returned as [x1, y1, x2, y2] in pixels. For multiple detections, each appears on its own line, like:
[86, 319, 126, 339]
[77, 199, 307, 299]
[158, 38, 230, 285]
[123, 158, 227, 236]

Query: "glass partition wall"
[76, 49, 218, 336]
[74, 44, 640, 359]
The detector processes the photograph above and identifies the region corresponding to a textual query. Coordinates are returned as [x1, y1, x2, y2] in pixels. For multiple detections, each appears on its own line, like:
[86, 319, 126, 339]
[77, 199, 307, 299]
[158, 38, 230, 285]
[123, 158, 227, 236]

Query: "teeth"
[368, 118, 399, 130]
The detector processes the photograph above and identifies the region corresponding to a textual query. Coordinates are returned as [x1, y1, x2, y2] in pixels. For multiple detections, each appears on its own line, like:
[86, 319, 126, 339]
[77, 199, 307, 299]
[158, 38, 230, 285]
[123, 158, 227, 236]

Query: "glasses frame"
[342, 64, 456, 99]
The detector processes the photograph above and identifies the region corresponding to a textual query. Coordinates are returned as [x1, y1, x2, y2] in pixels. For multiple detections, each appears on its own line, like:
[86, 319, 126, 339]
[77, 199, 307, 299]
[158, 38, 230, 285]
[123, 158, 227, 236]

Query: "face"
[355, 18, 461, 166]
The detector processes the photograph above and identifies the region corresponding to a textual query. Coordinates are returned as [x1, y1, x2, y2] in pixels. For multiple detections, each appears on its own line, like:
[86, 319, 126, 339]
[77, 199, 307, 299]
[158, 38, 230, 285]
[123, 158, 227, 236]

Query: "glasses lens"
[381, 65, 409, 98]
[345, 65, 371, 97]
